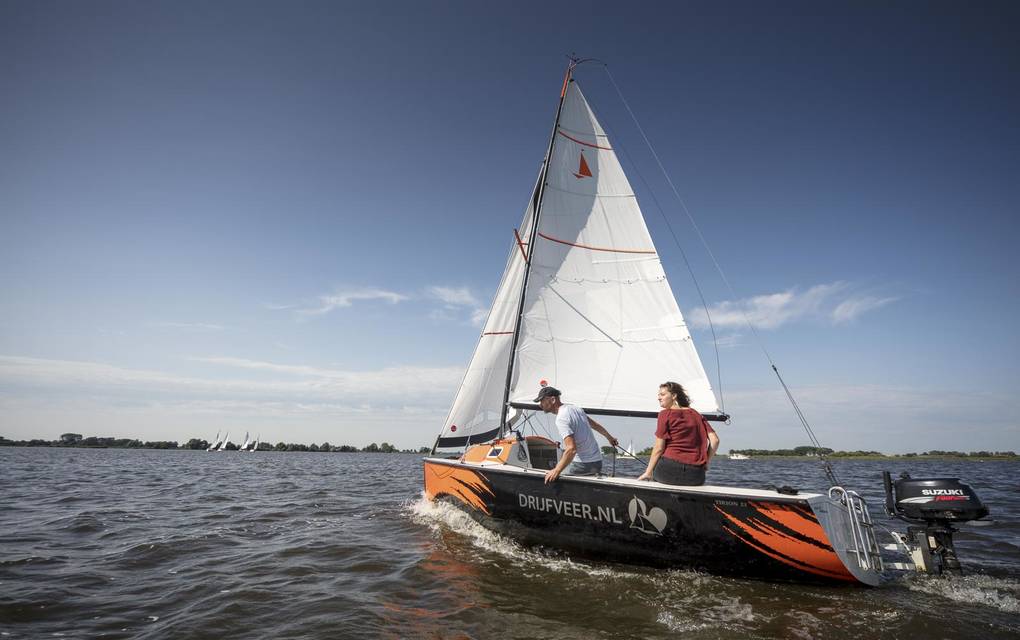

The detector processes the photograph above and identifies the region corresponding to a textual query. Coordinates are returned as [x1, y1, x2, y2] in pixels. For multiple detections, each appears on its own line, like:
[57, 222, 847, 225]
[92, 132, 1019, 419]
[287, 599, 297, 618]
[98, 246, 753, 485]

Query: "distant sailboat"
[206, 430, 222, 451]
[238, 431, 252, 452]
[625, 439, 636, 458]
[217, 432, 230, 451]
[249, 434, 260, 452]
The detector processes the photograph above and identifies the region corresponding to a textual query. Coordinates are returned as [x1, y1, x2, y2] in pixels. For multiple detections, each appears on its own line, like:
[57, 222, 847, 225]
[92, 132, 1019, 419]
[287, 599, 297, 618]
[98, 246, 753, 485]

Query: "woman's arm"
[637, 437, 666, 481]
[706, 430, 720, 464]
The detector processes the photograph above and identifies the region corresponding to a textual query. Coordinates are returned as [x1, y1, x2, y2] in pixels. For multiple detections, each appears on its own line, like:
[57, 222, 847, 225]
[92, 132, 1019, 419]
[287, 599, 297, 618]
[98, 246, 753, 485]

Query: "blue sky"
[1, 1, 1017, 452]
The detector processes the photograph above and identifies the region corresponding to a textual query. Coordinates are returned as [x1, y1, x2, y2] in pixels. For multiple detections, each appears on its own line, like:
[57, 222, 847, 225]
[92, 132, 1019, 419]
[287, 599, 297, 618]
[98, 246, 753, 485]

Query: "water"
[1, 448, 1018, 639]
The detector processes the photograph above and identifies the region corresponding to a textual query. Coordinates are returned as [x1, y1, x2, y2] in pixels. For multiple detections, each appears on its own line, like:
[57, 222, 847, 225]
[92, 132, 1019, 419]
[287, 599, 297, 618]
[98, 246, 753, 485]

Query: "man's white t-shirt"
[555, 404, 602, 463]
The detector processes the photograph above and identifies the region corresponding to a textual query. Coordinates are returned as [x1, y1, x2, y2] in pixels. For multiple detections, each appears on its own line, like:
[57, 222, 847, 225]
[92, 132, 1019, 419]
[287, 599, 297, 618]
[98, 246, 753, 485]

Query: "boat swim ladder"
[828, 487, 884, 573]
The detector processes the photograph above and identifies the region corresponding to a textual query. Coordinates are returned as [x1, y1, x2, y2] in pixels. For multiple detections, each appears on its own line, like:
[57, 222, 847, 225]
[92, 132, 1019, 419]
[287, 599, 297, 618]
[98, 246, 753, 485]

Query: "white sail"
[250, 435, 260, 452]
[436, 173, 539, 449]
[435, 80, 717, 450]
[217, 432, 229, 451]
[239, 431, 251, 451]
[510, 82, 716, 413]
[207, 430, 221, 451]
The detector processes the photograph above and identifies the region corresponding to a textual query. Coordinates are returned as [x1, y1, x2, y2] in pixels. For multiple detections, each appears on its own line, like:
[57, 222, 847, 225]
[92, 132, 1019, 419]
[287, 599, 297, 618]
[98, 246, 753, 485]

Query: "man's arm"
[587, 416, 619, 448]
[545, 434, 576, 484]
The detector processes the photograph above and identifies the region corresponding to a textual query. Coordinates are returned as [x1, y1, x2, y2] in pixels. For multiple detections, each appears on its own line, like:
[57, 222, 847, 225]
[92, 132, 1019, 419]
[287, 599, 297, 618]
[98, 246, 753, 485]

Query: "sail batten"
[434, 79, 718, 452]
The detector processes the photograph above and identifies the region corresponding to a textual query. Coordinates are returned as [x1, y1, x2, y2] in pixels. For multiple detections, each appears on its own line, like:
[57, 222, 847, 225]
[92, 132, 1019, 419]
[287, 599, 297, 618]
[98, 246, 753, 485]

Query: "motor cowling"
[888, 475, 988, 524]
[882, 472, 990, 576]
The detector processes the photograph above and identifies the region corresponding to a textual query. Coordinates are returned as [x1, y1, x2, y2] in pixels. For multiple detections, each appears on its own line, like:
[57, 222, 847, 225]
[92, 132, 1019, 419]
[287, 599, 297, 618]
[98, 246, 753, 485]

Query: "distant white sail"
[217, 432, 230, 451]
[239, 431, 251, 451]
[207, 430, 221, 451]
[250, 435, 260, 452]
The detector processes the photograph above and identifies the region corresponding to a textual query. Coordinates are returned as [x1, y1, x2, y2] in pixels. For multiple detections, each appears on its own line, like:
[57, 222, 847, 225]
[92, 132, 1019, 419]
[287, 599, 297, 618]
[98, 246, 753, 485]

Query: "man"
[535, 386, 619, 484]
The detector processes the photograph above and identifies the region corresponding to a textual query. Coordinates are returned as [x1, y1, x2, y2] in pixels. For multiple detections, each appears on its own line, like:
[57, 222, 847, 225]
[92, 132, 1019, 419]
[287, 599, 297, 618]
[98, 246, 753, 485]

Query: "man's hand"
[544, 468, 561, 484]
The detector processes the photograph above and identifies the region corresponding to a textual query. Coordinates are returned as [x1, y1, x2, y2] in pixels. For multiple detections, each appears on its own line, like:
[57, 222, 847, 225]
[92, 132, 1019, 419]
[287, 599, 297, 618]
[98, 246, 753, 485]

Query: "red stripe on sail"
[537, 232, 656, 255]
[557, 129, 613, 150]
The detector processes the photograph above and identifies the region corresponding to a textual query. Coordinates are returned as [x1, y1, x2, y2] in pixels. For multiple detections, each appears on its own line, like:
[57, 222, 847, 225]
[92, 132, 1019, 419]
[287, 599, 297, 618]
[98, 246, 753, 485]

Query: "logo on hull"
[628, 496, 667, 535]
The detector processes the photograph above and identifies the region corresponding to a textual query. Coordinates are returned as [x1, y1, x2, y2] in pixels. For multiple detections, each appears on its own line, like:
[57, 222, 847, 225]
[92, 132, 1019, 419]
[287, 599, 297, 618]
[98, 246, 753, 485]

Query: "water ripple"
[1, 448, 1018, 638]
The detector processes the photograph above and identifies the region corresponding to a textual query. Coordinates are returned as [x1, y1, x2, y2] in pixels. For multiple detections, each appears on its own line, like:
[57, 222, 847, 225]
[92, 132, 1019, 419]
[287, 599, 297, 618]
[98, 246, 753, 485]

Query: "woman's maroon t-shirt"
[655, 408, 715, 466]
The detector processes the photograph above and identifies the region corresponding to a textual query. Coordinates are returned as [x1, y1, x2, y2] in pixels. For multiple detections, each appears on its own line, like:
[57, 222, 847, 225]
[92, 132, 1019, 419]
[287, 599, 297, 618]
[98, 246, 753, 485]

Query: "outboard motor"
[882, 471, 989, 575]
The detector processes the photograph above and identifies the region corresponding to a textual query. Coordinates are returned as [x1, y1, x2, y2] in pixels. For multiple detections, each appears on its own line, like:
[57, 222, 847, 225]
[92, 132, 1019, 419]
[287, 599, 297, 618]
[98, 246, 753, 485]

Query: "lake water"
[1, 448, 1018, 638]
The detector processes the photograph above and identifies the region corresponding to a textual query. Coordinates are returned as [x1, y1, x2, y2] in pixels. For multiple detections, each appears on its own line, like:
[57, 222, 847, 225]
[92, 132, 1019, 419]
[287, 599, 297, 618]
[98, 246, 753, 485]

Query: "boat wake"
[901, 573, 1020, 614]
[407, 493, 653, 579]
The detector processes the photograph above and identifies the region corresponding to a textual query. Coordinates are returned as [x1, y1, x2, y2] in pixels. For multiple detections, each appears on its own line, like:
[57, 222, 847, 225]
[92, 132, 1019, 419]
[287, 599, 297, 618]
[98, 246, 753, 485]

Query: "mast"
[498, 57, 580, 435]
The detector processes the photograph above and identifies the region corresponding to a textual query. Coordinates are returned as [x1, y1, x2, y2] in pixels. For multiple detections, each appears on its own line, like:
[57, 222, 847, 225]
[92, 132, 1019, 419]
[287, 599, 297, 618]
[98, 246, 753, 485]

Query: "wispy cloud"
[0, 355, 462, 409]
[427, 286, 479, 307]
[427, 285, 488, 327]
[832, 296, 898, 324]
[716, 384, 1019, 453]
[688, 282, 897, 331]
[152, 322, 226, 331]
[295, 288, 408, 318]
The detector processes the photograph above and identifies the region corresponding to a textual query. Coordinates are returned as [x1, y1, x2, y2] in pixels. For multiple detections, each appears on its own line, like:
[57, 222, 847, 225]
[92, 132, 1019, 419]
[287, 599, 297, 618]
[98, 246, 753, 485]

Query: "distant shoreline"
[0, 435, 429, 453]
[723, 454, 1018, 462]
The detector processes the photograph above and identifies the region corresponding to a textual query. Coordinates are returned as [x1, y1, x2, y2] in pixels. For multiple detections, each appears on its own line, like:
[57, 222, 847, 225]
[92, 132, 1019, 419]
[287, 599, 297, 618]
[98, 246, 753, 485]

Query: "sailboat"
[625, 439, 636, 458]
[422, 59, 893, 586]
[249, 434, 260, 452]
[206, 430, 222, 451]
[238, 431, 252, 452]
[217, 432, 230, 451]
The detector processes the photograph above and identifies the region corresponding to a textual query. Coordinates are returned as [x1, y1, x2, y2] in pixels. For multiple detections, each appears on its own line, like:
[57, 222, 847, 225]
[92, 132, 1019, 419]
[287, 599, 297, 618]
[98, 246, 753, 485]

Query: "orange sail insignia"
[573, 151, 592, 179]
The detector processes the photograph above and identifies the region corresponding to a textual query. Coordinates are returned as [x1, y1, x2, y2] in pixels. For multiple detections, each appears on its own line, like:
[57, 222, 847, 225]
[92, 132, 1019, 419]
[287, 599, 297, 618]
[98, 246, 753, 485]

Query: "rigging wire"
[601, 64, 841, 487]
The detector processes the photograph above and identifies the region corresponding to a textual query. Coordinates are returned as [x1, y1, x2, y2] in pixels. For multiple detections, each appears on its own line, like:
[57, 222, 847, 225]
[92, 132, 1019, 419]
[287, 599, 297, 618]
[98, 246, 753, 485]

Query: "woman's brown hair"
[660, 381, 691, 408]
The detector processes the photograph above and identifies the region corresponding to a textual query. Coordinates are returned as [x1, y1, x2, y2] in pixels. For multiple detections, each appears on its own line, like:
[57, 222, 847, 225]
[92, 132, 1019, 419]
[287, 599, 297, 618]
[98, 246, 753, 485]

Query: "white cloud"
[152, 322, 225, 331]
[427, 285, 488, 327]
[295, 288, 408, 317]
[427, 286, 479, 307]
[689, 282, 896, 330]
[832, 296, 898, 324]
[710, 384, 1019, 454]
[0, 355, 462, 407]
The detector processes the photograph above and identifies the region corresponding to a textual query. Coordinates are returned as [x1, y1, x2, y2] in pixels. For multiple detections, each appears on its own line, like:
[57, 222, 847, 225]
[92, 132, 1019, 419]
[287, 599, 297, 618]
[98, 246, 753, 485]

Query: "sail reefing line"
[536, 231, 656, 254]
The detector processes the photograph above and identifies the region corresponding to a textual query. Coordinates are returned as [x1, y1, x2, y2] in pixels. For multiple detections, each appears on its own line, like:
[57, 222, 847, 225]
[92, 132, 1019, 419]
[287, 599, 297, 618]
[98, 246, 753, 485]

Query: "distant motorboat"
[729, 452, 750, 460]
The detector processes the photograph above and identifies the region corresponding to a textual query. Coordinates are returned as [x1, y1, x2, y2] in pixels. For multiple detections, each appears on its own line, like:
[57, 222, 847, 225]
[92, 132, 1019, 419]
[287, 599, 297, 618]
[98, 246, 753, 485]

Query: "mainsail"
[437, 80, 717, 450]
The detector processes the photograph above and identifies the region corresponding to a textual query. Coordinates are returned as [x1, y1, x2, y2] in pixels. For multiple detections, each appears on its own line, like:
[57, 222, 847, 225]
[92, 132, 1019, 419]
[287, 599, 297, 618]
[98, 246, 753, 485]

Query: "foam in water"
[904, 574, 1020, 613]
[406, 493, 654, 580]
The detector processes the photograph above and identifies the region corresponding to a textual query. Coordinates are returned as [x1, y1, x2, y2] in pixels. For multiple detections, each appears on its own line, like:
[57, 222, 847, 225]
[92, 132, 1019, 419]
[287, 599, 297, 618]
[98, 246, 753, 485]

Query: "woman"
[637, 381, 720, 486]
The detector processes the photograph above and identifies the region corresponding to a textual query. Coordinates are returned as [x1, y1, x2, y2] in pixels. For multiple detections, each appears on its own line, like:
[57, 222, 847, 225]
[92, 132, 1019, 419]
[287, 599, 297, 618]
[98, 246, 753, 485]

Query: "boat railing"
[828, 486, 884, 572]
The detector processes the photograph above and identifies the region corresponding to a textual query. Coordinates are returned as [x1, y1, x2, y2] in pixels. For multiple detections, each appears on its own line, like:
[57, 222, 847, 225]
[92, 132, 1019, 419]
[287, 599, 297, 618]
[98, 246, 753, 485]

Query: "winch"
[882, 471, 989, 575]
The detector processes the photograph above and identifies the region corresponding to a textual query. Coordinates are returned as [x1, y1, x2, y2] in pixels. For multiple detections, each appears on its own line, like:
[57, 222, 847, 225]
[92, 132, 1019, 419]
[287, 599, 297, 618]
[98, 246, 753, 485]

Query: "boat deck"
[425, 457, 824, 501]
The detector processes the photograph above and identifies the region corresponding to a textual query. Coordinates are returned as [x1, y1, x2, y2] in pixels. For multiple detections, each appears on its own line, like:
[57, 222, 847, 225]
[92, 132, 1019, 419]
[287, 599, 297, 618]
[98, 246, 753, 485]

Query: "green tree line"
[0, 433, 430, 453]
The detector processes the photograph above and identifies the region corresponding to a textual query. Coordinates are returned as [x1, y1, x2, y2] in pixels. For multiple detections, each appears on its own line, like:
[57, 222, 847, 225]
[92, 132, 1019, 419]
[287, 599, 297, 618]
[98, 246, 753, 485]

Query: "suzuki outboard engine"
[882, 471, 989, 575]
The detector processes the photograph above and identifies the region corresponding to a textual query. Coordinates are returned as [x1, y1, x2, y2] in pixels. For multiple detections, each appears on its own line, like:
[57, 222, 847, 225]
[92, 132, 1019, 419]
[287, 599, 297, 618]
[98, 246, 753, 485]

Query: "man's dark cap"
[533, 386, 561, 402]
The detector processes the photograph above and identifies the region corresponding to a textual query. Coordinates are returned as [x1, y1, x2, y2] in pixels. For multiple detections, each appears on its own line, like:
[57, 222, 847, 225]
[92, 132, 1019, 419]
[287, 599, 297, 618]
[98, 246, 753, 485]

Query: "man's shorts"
[567, 460, 603, 476]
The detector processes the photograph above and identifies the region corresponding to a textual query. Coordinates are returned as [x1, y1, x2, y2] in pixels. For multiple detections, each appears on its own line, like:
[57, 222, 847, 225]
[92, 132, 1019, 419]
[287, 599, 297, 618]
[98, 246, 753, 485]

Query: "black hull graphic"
[425, 459, 869, 586]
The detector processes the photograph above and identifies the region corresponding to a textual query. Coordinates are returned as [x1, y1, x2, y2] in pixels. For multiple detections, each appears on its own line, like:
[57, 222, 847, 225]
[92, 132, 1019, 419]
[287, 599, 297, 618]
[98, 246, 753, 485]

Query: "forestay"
[436, 81, 717, 451]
